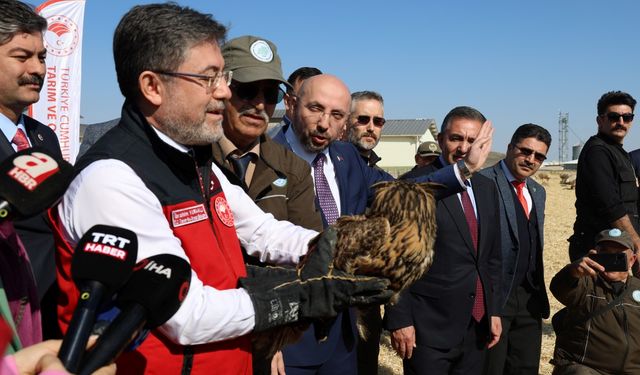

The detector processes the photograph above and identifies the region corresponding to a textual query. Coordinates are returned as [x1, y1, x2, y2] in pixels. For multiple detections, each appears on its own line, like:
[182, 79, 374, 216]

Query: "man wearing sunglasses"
[480, 124, 552, 375]
[345, 91, 386, 169]
[569, 91, 640, 262]
[214, 35, 322, 233]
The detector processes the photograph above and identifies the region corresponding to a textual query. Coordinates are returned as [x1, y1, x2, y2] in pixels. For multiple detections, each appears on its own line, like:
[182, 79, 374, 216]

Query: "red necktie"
[12, 129, 30, 151]
[511, 180, 529, 219]
[460, 190, 485, 322]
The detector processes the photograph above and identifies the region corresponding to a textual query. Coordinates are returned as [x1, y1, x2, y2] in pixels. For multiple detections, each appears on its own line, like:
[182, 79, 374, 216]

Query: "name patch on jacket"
[171, 204, 208, 227]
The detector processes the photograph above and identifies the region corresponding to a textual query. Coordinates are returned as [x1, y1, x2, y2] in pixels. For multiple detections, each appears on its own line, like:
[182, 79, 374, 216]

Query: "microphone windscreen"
[72, 225, 138, 296]
[0, 147, 73, 219]
[117, 254, 191, 328]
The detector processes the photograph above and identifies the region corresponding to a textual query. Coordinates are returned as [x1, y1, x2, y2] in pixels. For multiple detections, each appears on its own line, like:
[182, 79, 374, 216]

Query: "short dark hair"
[113, 2, 227, 100]
[286, 67, 322, 94]
[597, 91, 636, 116]
[0, 0, 47, 45]
[440, 106, 486, 133]
[510, 123, 552, 148]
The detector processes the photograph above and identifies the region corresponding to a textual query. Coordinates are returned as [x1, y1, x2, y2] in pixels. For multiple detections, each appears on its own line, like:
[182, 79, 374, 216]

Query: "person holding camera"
[551, 228, 640, 375]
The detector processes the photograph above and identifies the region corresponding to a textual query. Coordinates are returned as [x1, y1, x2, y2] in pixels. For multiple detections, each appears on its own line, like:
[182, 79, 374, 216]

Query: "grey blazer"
[479, 162, 550, 318]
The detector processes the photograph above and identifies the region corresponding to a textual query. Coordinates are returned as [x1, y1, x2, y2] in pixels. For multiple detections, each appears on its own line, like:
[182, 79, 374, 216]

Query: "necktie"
[313, 153, 339, 225]
[12, 129, 30, 151]
[460, 190, 485, 322]
[229, 153, 253, 185]
[511, 180, 529, 219]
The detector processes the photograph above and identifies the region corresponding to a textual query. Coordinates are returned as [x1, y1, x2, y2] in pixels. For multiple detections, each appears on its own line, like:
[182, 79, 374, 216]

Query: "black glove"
[298, 227, 338, 280]
[240, 265, 392, 332]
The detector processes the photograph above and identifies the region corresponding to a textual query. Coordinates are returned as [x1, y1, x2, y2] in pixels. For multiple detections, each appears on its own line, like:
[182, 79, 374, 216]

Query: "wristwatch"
[456, 159, 472, 180]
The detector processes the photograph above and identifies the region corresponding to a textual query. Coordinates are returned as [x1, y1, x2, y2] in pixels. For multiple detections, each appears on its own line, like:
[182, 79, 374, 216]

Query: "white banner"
[29, 0, 86, 164]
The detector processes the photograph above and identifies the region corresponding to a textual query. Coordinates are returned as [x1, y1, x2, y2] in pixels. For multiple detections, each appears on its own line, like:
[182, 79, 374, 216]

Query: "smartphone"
[588, 253, 629, 272]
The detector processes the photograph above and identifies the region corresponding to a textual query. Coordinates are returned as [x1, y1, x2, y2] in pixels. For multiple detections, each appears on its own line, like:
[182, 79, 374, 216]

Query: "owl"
[331, 180, 438, 303]
[252, 180, 439, 359]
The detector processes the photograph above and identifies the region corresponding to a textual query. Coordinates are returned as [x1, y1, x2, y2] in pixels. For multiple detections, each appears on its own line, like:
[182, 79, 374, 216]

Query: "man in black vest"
[480, 124, 552, 374]
[569, 91, 640, 261]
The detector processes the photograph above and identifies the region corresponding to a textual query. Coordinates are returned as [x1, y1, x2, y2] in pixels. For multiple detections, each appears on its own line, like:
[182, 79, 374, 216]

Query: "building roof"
[381, 119, 435, 136]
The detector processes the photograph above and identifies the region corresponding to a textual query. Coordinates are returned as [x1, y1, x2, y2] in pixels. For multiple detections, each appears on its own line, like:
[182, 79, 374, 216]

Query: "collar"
[0, 112, 27, 144]
[500, 159, 524, 184]
[596, 132, 625, 148]
[218, 134, 260, 159]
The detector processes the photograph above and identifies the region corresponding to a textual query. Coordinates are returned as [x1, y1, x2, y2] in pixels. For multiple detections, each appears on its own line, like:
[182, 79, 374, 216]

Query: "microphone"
[0, 147, 73, 221]
[77, 254, 191, 375]
[58, 225, 138, 372]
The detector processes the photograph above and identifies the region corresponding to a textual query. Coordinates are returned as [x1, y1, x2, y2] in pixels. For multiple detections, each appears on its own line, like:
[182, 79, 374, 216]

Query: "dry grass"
[377, 172, 576, 374]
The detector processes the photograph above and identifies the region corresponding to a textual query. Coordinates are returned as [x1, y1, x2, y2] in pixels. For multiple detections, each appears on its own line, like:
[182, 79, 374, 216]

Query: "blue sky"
[74, 0, 640, 160]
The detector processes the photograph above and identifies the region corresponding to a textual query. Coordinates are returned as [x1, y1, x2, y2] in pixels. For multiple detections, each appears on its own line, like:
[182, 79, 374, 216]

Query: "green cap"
[222, 35, 291, 88]
[595, 228, 635, 250]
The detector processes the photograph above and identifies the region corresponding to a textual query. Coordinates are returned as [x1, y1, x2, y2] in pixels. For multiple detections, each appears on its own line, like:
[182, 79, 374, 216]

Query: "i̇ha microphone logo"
[44, 15, 80, 57]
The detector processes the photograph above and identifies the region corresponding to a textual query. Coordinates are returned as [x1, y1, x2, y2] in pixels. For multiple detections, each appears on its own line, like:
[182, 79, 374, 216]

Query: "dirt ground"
[377, 171, 576, 375]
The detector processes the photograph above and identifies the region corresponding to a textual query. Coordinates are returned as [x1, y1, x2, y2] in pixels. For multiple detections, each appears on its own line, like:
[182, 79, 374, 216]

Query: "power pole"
[558, 112, 569, 163]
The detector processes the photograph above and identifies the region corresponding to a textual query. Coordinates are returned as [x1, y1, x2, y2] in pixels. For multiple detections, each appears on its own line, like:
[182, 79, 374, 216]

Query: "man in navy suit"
[0, 0, 63, 339]
[273, 76, 494, 374]
[480, 124, 551, 375]
[386, 106, 502, 375]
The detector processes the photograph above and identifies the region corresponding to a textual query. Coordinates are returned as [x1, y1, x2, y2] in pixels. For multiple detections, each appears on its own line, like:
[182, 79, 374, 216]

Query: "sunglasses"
[513, 145, 547, 162]
[604, 112, 634, 123]
[355, 115, 386, 127]
[231, 82, 285, 105]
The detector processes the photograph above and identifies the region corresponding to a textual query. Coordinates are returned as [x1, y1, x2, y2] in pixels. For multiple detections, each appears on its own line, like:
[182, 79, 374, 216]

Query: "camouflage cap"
[222, 35, 291, 88]
[417, 141, 441, 157]
[595, 228, 635, 251]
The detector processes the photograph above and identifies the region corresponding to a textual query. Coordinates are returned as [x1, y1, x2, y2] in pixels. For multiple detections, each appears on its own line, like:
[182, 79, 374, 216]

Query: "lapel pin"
[37, 134, 44, 141]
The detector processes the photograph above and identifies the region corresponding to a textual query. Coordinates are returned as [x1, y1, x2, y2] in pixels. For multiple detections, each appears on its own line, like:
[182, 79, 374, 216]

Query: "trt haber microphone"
[58, 225, 138, 373]
[78, 254, 191, 375]
[0, 147, 73, 221]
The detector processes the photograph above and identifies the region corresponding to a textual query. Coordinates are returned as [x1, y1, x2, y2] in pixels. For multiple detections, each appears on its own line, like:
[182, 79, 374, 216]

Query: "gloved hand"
[297, 227, 338, 280]
[240, 265, 392, 332]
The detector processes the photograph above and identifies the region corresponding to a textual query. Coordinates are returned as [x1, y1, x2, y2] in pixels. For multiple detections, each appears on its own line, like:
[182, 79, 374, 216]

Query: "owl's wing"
[333, 216, 391, 275]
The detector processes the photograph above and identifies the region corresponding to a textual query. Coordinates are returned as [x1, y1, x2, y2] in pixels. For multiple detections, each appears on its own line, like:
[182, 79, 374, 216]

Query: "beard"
[299, 129, 328, 153]
[159, 101, 225, 146]
[347, 127, 378, 151]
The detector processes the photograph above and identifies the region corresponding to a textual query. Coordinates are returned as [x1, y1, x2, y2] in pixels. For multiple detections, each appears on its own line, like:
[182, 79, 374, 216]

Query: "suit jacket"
[212, 134, 323, 232]
[0, 115, 62, 300]
[273, 127, 465, 364]
[385, 159, 502, 349]
[479, 162, 550, 318]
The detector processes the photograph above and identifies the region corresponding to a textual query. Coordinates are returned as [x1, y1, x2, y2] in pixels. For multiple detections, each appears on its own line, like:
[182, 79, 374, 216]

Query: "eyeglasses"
[513, 145, 547, 162]
[303, 103, 348, 124]
[231, 81, 285, 105]
[355, 115, 386, 127]
[604, 112, 634, 123]
[155, 70, 232, 92]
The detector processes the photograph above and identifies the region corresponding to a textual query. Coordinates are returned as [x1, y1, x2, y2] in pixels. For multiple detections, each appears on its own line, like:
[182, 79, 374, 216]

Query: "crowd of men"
[1, 1, 640, 375]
